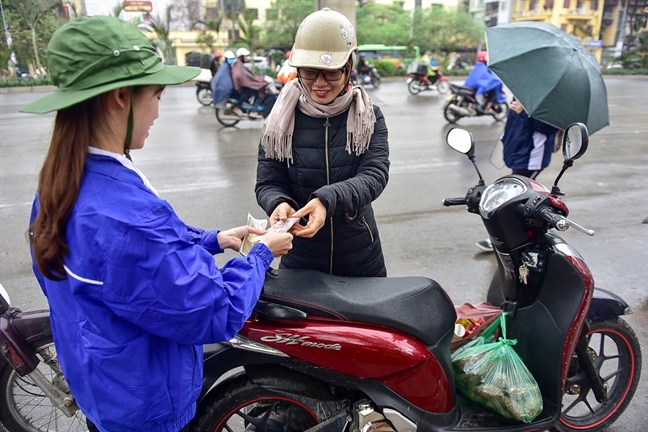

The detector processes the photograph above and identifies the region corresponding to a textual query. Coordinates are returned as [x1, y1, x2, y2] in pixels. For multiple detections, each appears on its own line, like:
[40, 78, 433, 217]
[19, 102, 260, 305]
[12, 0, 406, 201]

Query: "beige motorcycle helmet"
[289, 8, 357, 70]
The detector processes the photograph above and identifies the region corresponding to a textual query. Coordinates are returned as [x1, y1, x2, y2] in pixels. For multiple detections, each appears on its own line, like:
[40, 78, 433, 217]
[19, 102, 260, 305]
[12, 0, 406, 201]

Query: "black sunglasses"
[297, 67, 348, 81]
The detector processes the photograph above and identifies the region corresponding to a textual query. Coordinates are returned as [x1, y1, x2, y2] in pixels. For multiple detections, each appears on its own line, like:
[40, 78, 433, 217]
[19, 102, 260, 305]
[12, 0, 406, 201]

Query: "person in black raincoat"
[255, 8, 390, 277]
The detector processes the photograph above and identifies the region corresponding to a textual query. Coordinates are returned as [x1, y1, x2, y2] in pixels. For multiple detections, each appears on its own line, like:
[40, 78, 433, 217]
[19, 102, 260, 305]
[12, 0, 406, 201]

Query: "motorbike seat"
[451, 84, 476, 96]
[260, 269, 456, 347]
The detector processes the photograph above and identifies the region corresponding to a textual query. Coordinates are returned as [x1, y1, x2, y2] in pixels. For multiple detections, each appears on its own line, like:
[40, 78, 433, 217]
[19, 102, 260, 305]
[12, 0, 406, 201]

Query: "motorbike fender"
[0, 309, 51, 375]
[199, 343, 284, 399]
[587, 287, 632, 322]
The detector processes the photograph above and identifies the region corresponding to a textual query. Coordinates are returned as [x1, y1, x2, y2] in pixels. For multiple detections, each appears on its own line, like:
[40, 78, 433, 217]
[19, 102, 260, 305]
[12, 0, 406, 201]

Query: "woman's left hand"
[218, 226, 266, 251]
[291, 198, 326, 238]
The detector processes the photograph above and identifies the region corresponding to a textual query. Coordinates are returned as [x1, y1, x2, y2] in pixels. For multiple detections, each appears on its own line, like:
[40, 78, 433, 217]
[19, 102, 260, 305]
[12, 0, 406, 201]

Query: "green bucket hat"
[20, 16, 200, 114]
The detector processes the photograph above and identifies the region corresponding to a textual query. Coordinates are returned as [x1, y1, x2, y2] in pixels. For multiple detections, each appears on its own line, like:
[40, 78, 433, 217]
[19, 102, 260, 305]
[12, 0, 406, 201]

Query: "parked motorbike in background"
[186, 124, 640, 431]
[352, 62, 381, 88]
[214, 77, 283, 127]
[192, 68, 214, 107]
[444, 83, 508, 123]
[407, 63, 450, 95]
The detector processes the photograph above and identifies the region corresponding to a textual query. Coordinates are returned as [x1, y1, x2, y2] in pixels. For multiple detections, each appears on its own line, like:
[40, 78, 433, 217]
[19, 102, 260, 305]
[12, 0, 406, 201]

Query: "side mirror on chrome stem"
[445, 128, 485, 186]
[551, 122, 589, 196]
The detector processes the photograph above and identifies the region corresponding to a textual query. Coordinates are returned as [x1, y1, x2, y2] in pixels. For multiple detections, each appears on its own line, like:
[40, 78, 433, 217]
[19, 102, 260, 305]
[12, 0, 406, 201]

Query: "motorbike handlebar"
[442, 197, 467, 207]
[537, 206, 595, 236]
[537, 206, 568, 231]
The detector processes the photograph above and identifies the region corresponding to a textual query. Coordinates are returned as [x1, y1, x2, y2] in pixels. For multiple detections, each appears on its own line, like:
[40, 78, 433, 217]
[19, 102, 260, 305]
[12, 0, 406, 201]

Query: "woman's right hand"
[260, 229, 293, 257]
[269, 202, 297, 226]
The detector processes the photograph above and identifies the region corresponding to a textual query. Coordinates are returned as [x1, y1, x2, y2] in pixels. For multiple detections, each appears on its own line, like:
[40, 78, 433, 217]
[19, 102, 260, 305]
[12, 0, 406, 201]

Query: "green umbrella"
[485, 21, 609, 134]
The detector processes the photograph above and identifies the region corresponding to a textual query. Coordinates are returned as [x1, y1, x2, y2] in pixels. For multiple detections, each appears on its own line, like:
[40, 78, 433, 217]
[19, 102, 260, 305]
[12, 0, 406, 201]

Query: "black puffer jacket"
[255, 105, 389, 277]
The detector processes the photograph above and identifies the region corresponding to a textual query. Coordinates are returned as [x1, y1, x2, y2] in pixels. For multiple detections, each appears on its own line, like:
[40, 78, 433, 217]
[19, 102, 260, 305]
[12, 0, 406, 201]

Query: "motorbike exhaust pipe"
[448, 104, 470, 116]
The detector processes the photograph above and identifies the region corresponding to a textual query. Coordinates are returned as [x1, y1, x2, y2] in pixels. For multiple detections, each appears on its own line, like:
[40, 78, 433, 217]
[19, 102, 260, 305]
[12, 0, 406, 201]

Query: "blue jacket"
[502, 108, 558, 171]
[211, 61, 233, 106]
[30, 153, 274, 432]
[463, 62, 506, 103]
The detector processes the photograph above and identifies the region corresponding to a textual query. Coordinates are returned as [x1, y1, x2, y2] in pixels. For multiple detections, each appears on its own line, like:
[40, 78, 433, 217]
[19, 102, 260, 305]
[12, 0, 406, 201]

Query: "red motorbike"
[407, 64, 450, 95]
[189, 123, 641, 431]
[1, 125, 640, 432]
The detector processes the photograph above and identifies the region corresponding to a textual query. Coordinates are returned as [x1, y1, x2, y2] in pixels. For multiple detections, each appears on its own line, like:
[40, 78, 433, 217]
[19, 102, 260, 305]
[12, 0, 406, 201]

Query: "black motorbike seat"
[450, 84, 476, 96]
[260, 269, 456, 347]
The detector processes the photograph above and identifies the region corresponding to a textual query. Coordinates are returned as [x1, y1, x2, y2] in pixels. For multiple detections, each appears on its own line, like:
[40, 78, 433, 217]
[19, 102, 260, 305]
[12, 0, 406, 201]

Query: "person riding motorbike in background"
[209, 51, 222, 77]
[231, 47, 267, 119]
[19, 17, 293, 431]
[418, 50, 441, 84]
[463, 50, 505, 113]
[356, 53, 367, 75]
[211, 50, 235, 107]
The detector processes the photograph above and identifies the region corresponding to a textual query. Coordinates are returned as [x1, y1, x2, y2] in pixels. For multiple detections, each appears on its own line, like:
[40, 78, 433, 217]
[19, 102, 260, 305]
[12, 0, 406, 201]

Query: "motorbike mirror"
[446, 128, 474, 156]
[551, 122, 589, 196]
[562, 122, 589, 162]
[446, 128, 485, 186]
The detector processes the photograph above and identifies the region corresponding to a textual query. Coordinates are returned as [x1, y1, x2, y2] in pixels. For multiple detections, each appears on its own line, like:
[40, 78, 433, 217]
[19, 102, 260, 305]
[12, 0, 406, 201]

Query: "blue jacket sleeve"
[101, 202, 274, 345]
[185, 225, 223, 255]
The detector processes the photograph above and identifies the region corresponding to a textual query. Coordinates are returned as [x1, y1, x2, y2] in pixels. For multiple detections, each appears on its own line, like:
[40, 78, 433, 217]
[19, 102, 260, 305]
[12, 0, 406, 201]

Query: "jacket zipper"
[362, 216, 374, 243]
[324, 118, 333, 274]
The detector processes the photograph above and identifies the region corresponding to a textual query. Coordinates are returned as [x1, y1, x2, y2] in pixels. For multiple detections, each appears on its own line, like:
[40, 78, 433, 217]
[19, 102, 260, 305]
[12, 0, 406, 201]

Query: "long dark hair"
[29, 95, 111, 280]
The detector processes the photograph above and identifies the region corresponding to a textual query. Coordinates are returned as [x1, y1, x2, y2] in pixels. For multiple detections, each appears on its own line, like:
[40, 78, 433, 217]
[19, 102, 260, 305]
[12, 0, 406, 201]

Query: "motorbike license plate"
[406, 77, 413, 84]
[446, 94, 454, 101]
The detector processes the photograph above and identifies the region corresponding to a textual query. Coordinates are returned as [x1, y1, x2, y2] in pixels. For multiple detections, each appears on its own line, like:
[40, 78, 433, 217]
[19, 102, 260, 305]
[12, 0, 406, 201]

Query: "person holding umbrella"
[476, 97, 560, 253]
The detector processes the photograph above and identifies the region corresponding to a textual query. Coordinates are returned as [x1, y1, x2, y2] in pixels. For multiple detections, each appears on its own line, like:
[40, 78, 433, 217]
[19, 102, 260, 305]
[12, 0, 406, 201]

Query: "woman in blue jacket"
[20, 16, 292, 432]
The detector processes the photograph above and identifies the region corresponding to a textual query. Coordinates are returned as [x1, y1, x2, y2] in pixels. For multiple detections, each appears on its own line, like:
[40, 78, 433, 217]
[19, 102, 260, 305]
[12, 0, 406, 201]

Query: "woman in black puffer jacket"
[255, 8, 390, 277]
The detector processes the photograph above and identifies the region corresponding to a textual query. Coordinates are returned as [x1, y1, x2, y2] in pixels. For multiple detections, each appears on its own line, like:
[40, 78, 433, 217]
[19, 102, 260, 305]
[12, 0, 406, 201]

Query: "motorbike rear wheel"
[215, 102, 241, 127]
[192, 372, 337, 432]
[0, 337, 87, 432]
[371, 76, 381, 88]
[196, 88, 213, 106]
[407, 78, 423, 95]
[551, 317, 641, 432]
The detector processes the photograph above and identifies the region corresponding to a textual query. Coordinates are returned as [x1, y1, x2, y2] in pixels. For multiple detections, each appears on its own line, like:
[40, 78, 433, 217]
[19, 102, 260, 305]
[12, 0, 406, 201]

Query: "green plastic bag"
[451, 312, 543, 423]
[451, 312, 502, 359]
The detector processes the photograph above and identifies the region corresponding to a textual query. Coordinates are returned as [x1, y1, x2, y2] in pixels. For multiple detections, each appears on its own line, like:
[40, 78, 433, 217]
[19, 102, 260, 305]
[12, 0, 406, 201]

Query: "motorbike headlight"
[479, 178, 527, 218]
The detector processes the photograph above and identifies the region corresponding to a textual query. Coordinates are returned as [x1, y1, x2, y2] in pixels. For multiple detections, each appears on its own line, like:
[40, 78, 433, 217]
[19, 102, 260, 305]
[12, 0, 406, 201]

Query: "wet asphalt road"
[0, 77, 646, 430]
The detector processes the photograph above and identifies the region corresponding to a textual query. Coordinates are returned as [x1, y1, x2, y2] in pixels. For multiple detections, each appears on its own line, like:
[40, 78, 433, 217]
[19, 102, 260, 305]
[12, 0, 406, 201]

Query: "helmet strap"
[123, 90, 134, 161]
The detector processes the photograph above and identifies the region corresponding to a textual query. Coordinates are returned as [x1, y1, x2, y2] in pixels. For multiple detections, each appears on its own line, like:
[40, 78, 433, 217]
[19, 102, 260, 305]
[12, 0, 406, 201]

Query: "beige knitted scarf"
[261, 78, 376, 164]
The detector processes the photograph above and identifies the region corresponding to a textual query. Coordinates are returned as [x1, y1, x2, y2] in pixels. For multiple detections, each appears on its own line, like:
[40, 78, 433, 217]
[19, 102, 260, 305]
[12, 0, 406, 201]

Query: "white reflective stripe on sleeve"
[64, 265, 104, 285]
[528, 131, 547, 171]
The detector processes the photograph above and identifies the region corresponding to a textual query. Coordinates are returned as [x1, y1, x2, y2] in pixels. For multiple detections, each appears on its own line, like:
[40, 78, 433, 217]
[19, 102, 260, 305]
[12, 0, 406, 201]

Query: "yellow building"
[510, 0, 607, 61]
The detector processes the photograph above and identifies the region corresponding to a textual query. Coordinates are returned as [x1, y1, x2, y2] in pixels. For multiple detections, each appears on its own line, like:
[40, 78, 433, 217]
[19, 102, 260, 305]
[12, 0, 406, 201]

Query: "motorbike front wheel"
[193, 372, 337, 431]
[196, 88, 213, 106]
[443, 102, 462, 123]
[0, 337, 87, 432]
[552, 317, 642, 432]
[437, 80, 450, 94]
[215, 103, 241, 127]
